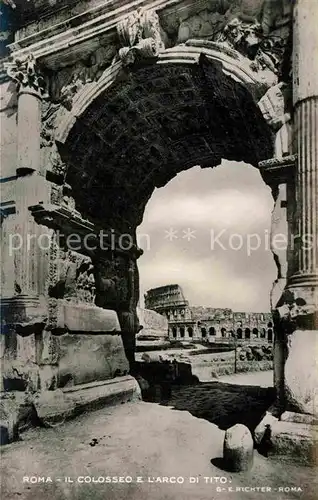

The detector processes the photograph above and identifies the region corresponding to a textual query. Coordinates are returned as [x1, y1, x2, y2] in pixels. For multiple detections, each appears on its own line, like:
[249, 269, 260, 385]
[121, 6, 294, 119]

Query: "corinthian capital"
[5, 53, 46, 95]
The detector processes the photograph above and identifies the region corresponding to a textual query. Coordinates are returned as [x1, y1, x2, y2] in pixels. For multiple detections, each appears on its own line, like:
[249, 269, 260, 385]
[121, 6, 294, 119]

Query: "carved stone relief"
[48, 249, 96, 305]
[173, 0, 292, 86]
[117, 8, 166, 65]
[48, 45, 117, 105]
[94, 256, 130, 311]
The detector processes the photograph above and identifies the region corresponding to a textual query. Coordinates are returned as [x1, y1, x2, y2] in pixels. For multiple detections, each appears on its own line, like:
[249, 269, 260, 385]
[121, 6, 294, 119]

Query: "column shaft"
[17, 89, 42, 177]
[281, 0, 318, 416]
[293, 98, 318, 278]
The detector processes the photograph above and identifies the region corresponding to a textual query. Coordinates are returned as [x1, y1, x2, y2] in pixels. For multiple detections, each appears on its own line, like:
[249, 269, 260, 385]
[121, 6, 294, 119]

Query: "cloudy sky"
[137, 161, 277, 312]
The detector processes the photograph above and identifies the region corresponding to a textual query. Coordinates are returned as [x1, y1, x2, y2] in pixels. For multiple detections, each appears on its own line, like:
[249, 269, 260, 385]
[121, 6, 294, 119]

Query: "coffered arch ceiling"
[57, 54, 273, 232]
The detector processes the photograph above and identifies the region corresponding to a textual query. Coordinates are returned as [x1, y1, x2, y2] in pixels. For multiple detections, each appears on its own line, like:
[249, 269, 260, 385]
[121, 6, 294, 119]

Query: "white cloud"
[137, 162, 276, 312]
[143, 189, 272, 231]
[141, 163, 273, 233]
[138, 248, 274, 312]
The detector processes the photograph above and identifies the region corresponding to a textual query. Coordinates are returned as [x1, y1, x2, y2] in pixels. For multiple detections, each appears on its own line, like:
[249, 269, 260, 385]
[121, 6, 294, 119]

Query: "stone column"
[2, 54, 51, 393]
[290, 0, 318, 291]
[282, 0, 318, 416]
[5, 54, 49, 302]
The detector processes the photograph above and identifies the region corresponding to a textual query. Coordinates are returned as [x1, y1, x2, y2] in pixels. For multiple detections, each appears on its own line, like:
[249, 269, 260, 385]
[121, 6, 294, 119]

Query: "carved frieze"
[40, 99, 68, 182]
[173, 0, 292, 85]
[41, 100, 60, 148]
[216, 17, 287, 77]
[48, 249, 96, 305]
[59, 76, 85, 111]
[117, 8, 166, 66]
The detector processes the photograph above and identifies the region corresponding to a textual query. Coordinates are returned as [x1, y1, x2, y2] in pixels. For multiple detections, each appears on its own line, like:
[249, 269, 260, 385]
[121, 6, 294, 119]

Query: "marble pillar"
[283, 0, 318, 416]
[2, 54, 52, 392]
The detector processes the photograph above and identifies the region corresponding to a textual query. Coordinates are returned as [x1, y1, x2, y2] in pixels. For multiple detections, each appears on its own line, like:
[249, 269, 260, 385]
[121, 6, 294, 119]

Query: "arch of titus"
[0, 0, 317, 456]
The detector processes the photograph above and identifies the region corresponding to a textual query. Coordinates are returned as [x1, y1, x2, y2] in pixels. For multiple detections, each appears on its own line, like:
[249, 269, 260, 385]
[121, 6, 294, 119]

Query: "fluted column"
[4, 53, 49, 307]
[291, 100, 318, 284]
[282, 0, 318, 416]
[291, 0, 318, 288]
[287, 0, 318, 310]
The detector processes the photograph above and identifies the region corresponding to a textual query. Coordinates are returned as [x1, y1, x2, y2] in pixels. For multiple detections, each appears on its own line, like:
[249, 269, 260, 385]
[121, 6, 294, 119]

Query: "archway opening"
[138, 162, 276, 316]
[58, 57, 275, 369]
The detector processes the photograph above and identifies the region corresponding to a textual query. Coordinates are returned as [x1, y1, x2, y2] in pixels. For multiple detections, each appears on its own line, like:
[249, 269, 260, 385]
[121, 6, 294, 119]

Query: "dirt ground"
[1, 373, 317, 500]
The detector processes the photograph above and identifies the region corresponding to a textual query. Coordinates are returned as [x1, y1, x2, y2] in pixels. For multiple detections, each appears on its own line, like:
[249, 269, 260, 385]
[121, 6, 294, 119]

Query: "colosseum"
[145, 284, 273, 343]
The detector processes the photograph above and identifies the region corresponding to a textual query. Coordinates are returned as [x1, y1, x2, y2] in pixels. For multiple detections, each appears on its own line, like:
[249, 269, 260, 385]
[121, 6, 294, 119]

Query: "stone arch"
[54, 49, 273, 231]
[55, 41, 275, 146]
[187, 326, 193, 338]
[201, 327, 207, 338]
[268, 328, 273, 342]
[37, 44, 277, 372]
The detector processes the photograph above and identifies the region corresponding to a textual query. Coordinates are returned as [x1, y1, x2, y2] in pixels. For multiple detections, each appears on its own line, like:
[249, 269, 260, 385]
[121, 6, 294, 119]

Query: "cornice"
[8, 0, 196, 67]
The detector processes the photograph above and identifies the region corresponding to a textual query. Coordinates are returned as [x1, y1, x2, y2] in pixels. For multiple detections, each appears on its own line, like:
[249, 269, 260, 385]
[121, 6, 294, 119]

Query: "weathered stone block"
[281, 411, 318, 425]
[137, 307, 168, 339]
[56, 301, 121, 333]
[57, 333, 129, 387]
[34, 376, 141, 427]
[223, 424, 254, 472]
[38, 364, 58, 391]
[0, 414, 18, 445]
[0, 391, 40, 445]
[34, 389, 75, 427]
[284, 330, 318, 416]
[269, 420, 318, 465]
[0, 395, 20, 445]
[2, 359, 39, 392]
[255, 410, 318, 465]
[17, 334, 36, 364]
[38, 330, 60, 365]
